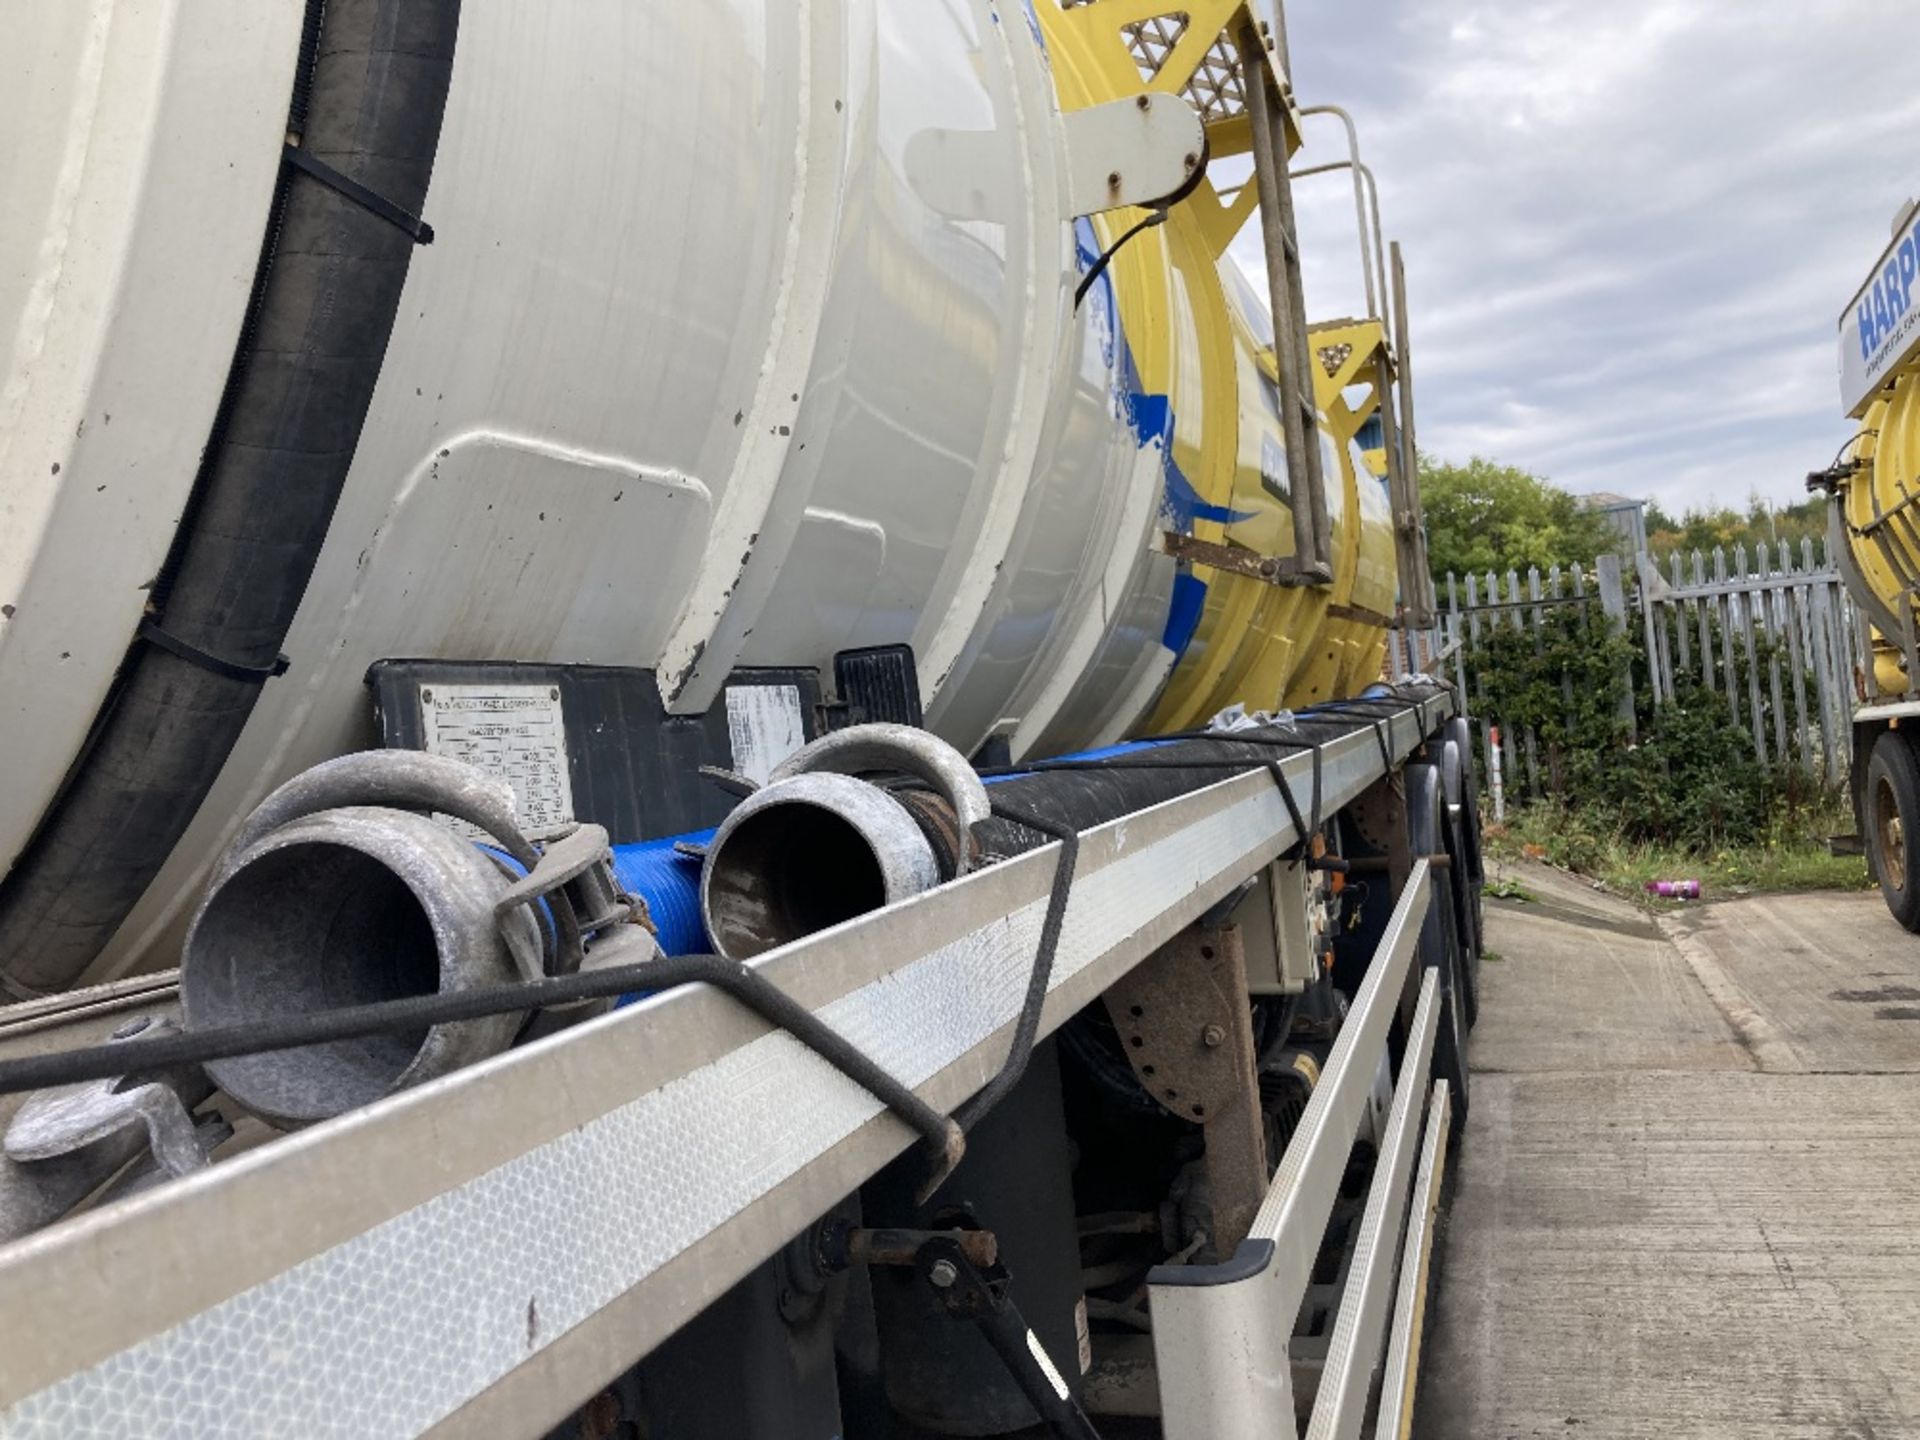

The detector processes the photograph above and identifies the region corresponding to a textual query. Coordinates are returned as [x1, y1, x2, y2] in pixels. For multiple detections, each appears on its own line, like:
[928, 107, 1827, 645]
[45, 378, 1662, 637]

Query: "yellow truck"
[1814, 197, 1920, 928]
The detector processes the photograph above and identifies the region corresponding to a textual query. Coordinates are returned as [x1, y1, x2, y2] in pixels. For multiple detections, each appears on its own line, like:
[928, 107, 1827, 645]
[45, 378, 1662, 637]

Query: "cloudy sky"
[1237, 0, 1917, 514]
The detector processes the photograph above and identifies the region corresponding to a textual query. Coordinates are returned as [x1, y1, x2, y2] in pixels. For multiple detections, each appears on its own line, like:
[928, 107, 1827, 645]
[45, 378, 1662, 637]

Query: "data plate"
[724, 684, 806, 786]
[369, 660, 825, 844]
[420, 682, 576, 838]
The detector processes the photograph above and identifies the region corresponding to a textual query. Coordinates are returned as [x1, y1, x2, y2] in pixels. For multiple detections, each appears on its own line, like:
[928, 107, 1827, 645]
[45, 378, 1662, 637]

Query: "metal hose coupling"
[180, 751, 641, 1128]
[700, 724, 991, 960]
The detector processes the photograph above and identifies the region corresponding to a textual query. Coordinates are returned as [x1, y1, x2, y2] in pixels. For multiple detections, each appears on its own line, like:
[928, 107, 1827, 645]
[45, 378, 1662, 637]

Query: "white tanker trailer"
[0, 3, 1472, 1437]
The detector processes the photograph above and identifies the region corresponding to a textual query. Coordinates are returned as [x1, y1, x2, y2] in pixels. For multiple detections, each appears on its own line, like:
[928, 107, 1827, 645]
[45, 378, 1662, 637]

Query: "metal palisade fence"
[1436, 540, 1866, 800]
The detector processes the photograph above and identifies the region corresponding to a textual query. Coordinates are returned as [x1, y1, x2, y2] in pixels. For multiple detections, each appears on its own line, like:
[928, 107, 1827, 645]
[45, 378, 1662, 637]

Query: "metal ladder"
[1291, 100, 1438, 630]
[1238, 17, 1333, 583]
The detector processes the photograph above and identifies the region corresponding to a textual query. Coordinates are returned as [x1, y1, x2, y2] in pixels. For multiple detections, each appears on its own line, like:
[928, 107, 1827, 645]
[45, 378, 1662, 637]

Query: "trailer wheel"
[1406, 763, 1470, 1122]
[1435, 735, 1480, 1029]
[1449, 717, 1485, 923]
[1443, 716, 1486, 967]
[1441, 808, 1479, 1031]
[1867, 729, 1920, 931]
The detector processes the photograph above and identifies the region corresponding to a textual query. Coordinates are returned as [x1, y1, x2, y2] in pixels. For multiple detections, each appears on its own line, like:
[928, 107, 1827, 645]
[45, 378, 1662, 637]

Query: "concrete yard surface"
[1417, 864, 1920, 1439]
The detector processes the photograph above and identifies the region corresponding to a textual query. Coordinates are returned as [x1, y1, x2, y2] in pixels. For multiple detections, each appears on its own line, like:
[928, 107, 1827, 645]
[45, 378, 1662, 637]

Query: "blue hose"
[604, 736, 1178, 955]
[980, 736, 1176, 785]
[610, 830, 714, 957]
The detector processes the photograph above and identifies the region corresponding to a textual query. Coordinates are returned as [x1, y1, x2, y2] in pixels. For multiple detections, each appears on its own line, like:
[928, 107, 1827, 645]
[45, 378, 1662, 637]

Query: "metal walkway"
[1419, 864, 1920, 1437]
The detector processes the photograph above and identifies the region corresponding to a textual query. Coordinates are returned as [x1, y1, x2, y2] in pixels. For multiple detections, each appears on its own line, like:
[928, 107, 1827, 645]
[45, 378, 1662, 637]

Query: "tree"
[1419, 455, 1618, 580]
[1642, 494, 1829, 565]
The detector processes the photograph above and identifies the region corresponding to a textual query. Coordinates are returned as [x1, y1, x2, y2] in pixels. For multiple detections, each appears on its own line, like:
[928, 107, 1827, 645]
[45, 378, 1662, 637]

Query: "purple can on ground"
[1644, 879, 1702, 900]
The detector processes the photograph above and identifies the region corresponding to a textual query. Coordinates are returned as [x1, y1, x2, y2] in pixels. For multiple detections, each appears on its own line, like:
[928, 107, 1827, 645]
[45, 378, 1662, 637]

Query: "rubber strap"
[138, 618, 289, 684]
[283, 143, 435, 244]
[954, 798, 1080, 1136]
[1263, 759, 1307, 854]
[1304, 700, 1398, 777]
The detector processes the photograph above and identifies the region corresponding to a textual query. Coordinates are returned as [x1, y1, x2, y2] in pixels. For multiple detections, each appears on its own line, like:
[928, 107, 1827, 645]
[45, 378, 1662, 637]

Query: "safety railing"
[1147, 859, 1450, 1439]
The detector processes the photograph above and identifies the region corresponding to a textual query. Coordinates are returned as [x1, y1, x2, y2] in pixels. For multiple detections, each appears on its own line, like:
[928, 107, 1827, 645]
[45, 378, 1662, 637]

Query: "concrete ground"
[1416, 862, 1920, 1440]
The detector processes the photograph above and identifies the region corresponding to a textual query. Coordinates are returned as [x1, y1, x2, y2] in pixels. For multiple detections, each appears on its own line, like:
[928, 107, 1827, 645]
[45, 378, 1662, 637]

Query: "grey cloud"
[1233, 0, 1912, 512]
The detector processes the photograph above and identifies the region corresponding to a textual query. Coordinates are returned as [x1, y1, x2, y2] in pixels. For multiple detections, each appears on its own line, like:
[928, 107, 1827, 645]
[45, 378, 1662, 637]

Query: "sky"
[1231, 0, 1919, 515]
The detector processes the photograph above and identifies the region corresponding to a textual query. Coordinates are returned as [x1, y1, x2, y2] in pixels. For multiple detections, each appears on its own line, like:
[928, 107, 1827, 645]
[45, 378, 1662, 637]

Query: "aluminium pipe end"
[767, 723, 990, 873]
[700, 771, 940, 961]
[180, 805, 542, 1128]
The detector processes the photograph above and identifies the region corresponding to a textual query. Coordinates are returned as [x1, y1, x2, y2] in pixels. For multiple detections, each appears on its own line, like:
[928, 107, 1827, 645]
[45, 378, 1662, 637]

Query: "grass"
[1481, 798, 1873, 904]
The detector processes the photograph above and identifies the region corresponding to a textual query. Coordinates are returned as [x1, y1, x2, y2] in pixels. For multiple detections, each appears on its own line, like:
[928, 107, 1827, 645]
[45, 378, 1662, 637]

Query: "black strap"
[1302, 700, 1399, 776]
[1265, 758, 1307, 855]
[138, 618, 289, 684]
[1308, 743, 1324, 839]
[1198, 734, 1320, 861]
[953, 799, 1080, 1137]
[0, 948, 961, 1182]
[1197, 731, 1327, 846]
[283, 143, 435, 244]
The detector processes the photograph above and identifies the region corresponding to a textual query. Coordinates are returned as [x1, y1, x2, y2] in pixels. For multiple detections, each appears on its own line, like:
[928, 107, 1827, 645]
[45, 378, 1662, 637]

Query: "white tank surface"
[0, 0, 1407, 991]
[0, 2, 305, 909]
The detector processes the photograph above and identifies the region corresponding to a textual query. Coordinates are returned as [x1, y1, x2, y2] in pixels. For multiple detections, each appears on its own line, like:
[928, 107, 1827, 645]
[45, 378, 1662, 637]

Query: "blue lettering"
[1888, 259, 1907, 320]
[1873, 280, 1894, 343]
[1862, 299, 1879, 360]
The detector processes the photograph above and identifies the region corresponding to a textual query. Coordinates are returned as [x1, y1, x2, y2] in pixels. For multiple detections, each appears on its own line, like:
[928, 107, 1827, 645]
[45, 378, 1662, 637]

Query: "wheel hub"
[1877, 775, 1906, 890]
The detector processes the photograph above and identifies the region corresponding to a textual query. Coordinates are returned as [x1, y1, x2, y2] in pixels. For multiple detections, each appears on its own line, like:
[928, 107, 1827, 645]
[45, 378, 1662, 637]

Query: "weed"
[1482, 796, 1871, 902]
[1483, 876, 1536, 902]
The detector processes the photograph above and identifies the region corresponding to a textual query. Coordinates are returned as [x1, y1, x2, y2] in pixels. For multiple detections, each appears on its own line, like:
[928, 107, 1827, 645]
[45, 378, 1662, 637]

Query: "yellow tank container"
[1035, 0, 1401, 733]
[1843, 372, 1920, 696]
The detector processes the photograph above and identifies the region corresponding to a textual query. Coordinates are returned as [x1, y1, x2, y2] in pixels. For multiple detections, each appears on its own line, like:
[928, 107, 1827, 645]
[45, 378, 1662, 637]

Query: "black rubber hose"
[968, 684, 1446, 861]
[0, 950, 962, 1183]
[0, 0, 462, 998]
[941, 685, 1443, 1139]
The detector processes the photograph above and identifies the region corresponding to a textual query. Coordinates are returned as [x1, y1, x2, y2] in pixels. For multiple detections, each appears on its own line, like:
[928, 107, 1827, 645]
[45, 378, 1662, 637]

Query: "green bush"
[1465, 595, 1836, 852]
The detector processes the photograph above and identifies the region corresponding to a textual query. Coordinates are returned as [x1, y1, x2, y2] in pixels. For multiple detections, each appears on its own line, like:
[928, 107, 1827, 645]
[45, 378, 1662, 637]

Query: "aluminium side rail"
[0, 691, 1455, 1438]
[1374, 1071, 1453, 1440]
[1148, 861, 1450, 1440]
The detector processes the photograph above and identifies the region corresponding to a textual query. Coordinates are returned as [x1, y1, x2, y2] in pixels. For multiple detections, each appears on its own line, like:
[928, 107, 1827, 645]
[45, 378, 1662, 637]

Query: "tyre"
[1448, 715, 1486, 940]
[1435, 736, 1481, 1027]
[1867, 728, 1920, 932]
[1440, 806, 1479, 1030]
[1405, 763, 1470, 1122]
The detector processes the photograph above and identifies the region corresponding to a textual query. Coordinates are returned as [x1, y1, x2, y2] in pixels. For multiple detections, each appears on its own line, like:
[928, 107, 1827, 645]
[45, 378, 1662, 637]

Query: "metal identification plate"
[420, 682, 576, 839]
[724, 684, 806, 786]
